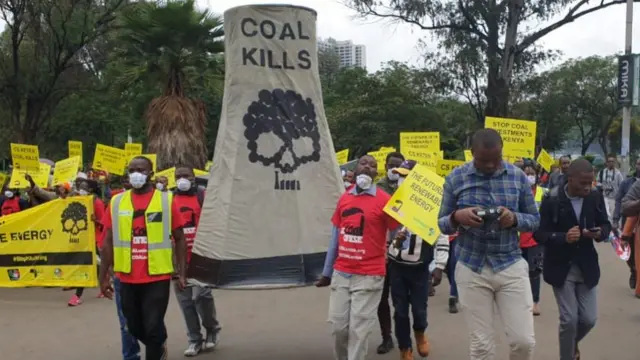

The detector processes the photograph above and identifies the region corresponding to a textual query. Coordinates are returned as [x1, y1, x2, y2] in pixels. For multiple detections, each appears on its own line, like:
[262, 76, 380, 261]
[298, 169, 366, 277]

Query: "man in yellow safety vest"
[99, 156, 187, 360]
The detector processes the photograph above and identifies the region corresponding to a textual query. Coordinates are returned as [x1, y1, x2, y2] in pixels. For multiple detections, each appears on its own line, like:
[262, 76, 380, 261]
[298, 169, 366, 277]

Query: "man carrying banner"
[438, 129, 539, 360]
[99, 156, 188, 360]
[318, 154, 401, 360]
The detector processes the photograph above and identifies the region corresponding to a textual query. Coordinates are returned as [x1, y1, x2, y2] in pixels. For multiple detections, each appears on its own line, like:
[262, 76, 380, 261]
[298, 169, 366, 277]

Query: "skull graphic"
[61, 202, 88, 236]
[243, 88, 321, 174]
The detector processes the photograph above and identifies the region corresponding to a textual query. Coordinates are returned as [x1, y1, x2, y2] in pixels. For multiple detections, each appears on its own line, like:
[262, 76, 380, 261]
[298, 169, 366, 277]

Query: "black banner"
[618, 55, 634, 105]
[0, 252, 94, 267]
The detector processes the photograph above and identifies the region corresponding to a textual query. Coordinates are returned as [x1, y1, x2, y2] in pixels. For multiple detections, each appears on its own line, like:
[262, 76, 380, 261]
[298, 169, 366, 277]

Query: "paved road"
[1, 244, 640, 359]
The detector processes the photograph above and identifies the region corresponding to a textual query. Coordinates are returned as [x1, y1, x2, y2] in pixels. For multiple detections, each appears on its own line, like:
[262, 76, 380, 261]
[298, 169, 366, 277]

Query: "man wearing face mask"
[374, 151, 405, 354]
[0, 184, 29, 217]
[342, 169, 355, 189]
[438, 129, 540, 360]
[316, 154, 401, 360]
[155, 176, 169, 192]
[99, 156, 188, 360]
[173, 166, 221, 357]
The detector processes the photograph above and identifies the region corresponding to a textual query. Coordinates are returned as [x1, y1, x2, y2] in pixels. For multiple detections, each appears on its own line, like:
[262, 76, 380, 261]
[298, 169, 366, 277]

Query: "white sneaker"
[203, 330, 219, 351]
[184, 343, 202, 357]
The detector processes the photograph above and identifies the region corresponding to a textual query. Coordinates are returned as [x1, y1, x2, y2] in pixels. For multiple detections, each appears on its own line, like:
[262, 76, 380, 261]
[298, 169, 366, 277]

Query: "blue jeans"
[447, 240, 458, 298]
[114, 277, 141, 360]
[389, 262, 429, 350]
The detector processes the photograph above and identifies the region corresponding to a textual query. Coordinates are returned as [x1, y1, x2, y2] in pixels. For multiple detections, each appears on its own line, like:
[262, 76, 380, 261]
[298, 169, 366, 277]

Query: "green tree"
[346, 0, 633, 122]
[0, 0, 125, 144]
[113, 0, 224, 170]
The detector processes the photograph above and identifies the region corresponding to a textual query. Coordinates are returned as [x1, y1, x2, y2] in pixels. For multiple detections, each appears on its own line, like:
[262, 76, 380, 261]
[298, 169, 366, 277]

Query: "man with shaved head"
[534, 158, 610, 360]
[317, 154, 401, 360]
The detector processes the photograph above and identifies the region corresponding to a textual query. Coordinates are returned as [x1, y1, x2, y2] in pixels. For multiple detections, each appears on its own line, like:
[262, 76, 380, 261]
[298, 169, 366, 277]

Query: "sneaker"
[183, 343, 202, 357]
[448, 297, 459, 314]
[376, 337, 394, 354]
[68, 295, 82, 307]
[414, 331, 430, 357]
[203, 328, 220, 351]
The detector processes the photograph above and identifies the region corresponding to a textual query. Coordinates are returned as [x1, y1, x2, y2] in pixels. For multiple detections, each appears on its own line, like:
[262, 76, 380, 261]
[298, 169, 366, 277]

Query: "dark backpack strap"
[197, 187, 205, 208]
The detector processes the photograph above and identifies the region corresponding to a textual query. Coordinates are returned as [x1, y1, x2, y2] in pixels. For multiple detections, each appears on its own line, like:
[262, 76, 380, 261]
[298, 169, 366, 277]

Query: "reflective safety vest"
[111, 189, 174, 275]
[534, 186, 547, 208]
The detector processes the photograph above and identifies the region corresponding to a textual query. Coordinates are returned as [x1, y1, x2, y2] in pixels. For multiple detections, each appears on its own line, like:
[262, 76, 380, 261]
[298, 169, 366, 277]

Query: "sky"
[200, 0, 640, 72]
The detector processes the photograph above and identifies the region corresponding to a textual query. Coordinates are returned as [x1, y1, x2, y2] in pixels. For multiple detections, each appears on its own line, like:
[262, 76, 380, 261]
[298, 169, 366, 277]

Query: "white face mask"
[343, 181, 352, 189]
[78, 189, 89, 196]
[176, 178, 192, 192]
[129, 172, 148, 189]
[4, 191, 14, 198]
[356, 174, 373, 190]
[527, 175, 536, 186]
[387, 169, 400, 182]
[155, 182, 165, 191]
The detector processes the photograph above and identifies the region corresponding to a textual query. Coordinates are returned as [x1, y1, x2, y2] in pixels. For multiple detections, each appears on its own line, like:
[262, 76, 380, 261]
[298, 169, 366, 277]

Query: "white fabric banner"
[189, 5, 343, 288]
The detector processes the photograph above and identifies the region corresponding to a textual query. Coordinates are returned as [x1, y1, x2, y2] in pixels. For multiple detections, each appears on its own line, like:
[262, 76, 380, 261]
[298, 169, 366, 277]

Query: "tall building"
[318, 38, 367, 69]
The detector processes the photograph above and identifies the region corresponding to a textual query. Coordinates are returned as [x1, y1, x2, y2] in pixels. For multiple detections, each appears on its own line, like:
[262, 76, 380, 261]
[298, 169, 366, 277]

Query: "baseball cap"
[392, 160, 417, 176]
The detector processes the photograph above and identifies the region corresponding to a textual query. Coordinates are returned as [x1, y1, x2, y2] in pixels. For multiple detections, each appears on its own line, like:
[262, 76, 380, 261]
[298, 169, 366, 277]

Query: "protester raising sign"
[383, 164, 444, 245]
[9, 163, 50, 189]
[93, 144, 126, 175]
[52, 157, 81, 186]
[0, 197, 97, 288]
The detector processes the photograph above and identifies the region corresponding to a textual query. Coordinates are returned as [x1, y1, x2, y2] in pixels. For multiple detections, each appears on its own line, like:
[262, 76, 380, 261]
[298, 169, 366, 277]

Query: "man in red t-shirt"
[99, 156, 187, 360]
[172, 166, 220, 356]
[320, 154, 400, 360]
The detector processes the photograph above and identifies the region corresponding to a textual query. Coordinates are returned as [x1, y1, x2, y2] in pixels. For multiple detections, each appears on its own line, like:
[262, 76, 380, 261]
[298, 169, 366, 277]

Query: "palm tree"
[115, 0, 224, 170]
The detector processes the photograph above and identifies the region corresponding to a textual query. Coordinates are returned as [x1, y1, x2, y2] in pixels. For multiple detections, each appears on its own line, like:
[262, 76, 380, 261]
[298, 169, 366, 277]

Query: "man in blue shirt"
[438, 129, 540, 360]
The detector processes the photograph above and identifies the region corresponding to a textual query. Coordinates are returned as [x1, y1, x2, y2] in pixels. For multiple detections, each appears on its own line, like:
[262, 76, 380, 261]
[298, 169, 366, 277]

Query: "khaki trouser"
[328, 273, 385, 360]
[456, 259, 535, 360]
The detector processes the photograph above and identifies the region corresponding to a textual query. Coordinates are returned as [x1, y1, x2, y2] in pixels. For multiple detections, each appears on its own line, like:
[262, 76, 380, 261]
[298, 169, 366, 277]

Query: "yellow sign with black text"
[0, 197, 97, 287]
[9, 163, 50, 189]
[383, 164, 444, 245]
[464, 150, 473, 162]
[10, 143, 40, 171]
[485, 117, 536, 163]
[93, 144, 126, 176]
[53, 157, 80, 186]
[0, 173, 6, 188]
[436, 159, 464, 178]
[68, 141, 83, 168]
[125, 143, 143, 163]
[336, 149, 349, 165]
[399, 132, 441, 154]
[536, 149, 555, 173]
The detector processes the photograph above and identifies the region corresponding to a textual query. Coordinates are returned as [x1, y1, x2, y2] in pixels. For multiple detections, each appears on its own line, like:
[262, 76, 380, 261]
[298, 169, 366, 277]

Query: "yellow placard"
[0, 197, 97, 288]
[399, 132, 440, 154]
[383, 164, 444, 245]
[141, 154, 157, 172]
[536, 149, 554, 173]
[93, 144, 126, 176]
[205, 161, 213, 171]
[194, 169, 208, 177]
[154, 167, 176, 189]
[402, 147, 439, 170]
[464, 150, 473, 162]
[0, 173, 6, 188]
[368, 147, 396, 173]
[52, 157, 80, 186]
[439, 151, 444, 159]
[485, 117, 536, 163]
[124, 143, 143, 162]
[436, 159, 465, 178]
[9, 163, 51, 189]
[10, 143, 40, 171]
[68, 141, 83, 168]
[336, 149, 349, 165]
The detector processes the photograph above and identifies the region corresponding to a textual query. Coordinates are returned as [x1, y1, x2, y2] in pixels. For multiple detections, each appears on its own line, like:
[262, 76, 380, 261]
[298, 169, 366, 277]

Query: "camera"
[474, 207, 503, 233]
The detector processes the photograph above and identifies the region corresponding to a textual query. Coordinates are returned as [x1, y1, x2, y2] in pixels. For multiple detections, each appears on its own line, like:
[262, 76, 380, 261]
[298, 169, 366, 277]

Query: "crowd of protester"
[0, 129, 635, 360]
